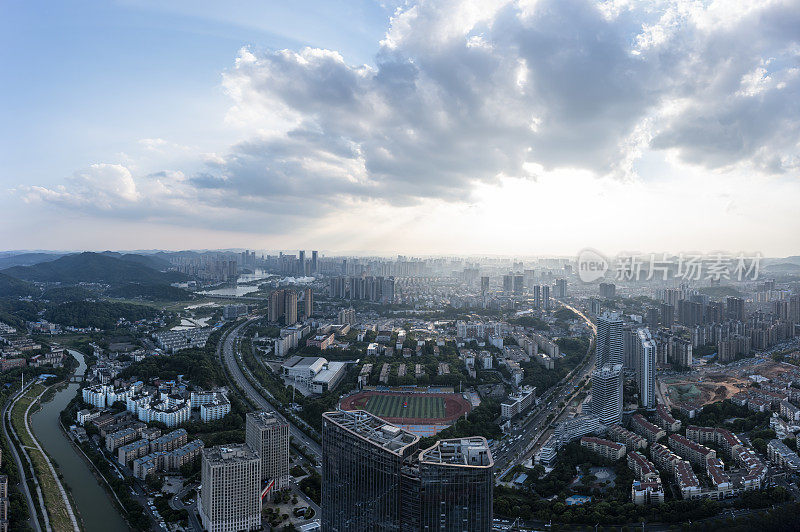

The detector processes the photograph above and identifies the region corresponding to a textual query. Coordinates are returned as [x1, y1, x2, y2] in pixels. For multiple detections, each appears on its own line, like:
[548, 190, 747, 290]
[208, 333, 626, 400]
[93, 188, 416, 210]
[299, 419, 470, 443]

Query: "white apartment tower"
[597, 311, 624, 367]
[245, 411, 290, 489]
[636, 328, 657, 409]
[591, 363, 623, 425]
[198, 444, 261, 532]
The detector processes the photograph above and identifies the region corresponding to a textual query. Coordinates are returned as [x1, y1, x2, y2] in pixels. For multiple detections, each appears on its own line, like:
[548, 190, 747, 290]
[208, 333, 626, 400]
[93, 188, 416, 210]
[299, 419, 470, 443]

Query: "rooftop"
[246, 410, 287, 428]
[323, 410, 418, 455]
[203, 444, 258, 464]
[419, 437, 493, 468]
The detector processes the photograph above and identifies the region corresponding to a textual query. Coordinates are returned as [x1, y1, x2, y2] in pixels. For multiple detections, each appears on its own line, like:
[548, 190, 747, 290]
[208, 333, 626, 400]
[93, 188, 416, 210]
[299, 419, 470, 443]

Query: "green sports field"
[364, 394, 446, 420]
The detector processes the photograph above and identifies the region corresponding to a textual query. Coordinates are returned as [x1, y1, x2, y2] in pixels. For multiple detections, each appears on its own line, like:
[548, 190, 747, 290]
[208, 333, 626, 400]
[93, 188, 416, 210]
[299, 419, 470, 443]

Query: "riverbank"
[30, 350, 129, 532]
[9, 382, 78, 531]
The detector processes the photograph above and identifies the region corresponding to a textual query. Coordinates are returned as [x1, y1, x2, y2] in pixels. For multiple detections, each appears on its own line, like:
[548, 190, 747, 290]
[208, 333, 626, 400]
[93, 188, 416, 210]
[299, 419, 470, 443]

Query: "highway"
[219, 318, 322, 459]
[493, 302, 597, 476]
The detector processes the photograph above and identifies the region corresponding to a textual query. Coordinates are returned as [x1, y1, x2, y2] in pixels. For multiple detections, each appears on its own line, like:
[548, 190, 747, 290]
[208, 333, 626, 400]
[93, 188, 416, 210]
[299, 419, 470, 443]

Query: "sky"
[2, 0, 800, 257]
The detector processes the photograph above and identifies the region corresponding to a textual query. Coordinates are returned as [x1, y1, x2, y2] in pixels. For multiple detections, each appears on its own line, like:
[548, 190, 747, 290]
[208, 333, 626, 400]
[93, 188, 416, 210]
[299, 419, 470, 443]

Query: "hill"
[106, 283, 195, 301]
[0, 252, 64, 270]
[2, 252, 186, 285]
[0, 273, 38, 298]
[44, 300, 159, 329]
[99, 251, 174, 271]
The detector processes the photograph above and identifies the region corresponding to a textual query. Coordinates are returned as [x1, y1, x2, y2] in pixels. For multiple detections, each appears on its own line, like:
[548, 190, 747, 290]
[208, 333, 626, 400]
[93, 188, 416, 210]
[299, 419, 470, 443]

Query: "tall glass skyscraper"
[635, 328, 657, 408]
[590, 363, 623, 425]
[322, 411, 495, 531]
[596, 311, 624, 367]
[322, 410, 419, 531]
[414, 438, 494, 531]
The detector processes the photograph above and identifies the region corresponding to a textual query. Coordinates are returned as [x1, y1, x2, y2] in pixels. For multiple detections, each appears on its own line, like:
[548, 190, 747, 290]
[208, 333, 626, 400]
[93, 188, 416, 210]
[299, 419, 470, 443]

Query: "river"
[30, 350, 128, 532]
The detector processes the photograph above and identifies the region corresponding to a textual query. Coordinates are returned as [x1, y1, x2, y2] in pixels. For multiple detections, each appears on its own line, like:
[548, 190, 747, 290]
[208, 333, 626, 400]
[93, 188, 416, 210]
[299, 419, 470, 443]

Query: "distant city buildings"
[599, 282, 616, 299]
[328, 276, 396, 304]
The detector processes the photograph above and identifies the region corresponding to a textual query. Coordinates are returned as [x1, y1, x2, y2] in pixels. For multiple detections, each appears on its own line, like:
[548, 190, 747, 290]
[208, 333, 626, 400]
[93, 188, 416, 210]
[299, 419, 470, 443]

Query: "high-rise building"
[660, 303, 675, 326]
[636, 328, 656, 408]
[480, 276, 490, 294]
[533, 285, 541, 309]
[542, 285, 551, 310]
[596, 311, 624, 367]
[789, 295, 800, 325]
[623, 328, 639, 371]
[245, 412, 290, 490]
[646, 308, 659, 328]
[678, 300, 703, 327]
[555, 278, 567, 298]
[322, 410, 419, 531]
[727, 296, 745, 322]
[411, 438, 494, 531]
[268, 289, 285, 323]
[513, 275, 524, 295]
[198, 445, 261, 532]
[284, 291, 298, 325]
[502, 274, 513, 293]
[599, 282, 616, 299]
[269, 289, 299, 325]
[298, 250, 306, 275]
[303, 287, 313, 319]
[311, 250, 318, 274]
[591, 364, 623, 425]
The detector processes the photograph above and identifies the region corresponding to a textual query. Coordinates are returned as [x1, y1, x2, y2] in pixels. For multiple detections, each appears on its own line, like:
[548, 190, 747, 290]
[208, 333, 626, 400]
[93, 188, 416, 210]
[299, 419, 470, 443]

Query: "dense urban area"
[0, 249, 799, 531]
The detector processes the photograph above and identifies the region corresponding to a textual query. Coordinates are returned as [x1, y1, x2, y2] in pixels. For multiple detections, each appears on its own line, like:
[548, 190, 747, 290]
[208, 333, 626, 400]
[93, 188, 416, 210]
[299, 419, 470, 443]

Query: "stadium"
[338, 386, 473, 437]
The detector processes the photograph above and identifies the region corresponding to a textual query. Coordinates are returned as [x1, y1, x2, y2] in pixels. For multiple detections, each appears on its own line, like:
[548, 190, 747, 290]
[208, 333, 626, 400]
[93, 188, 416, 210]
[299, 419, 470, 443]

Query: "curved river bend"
[30, 350, 128, 531]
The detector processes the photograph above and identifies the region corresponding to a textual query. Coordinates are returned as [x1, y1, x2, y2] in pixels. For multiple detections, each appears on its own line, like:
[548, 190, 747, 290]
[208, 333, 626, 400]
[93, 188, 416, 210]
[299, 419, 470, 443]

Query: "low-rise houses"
[768, 439, 800, 471]
[379, 363, 390, 384]
[631, 479, 665, 505]
[500, 386, 536, 419]
[674, 460, 702, 499]
[358, 364, 372, 387]
[106, 427, 141, 452]
[199, 394, 231, 422]
[538, 415, 601, 465]
[85, 382, 231, 428]
[630, 414, 666, 443]
[627, 451, 659, 481]
[607, 425, 647, 451]
[650, 443, 681, 474]
[779, 399, 800, 422]
[580, 437, 626, 461]
[153, 328, 212, 352]
[668, 434, 716, 468]
[655, 404, 681, 433]
[705, 456, 732, 492]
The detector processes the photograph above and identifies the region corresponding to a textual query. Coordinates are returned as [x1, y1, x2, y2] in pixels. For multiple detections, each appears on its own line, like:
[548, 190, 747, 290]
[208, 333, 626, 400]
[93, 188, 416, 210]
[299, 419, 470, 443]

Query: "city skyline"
[3, 1, 800, 254]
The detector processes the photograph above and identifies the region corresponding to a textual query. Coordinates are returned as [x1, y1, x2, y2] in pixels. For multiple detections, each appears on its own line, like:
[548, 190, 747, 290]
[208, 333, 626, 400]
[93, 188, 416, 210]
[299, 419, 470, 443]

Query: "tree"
[145, 473, 163, 492]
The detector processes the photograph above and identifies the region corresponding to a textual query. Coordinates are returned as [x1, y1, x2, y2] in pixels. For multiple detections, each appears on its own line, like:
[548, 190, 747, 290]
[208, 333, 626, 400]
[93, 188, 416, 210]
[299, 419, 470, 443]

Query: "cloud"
[21, 0, 800, 233]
